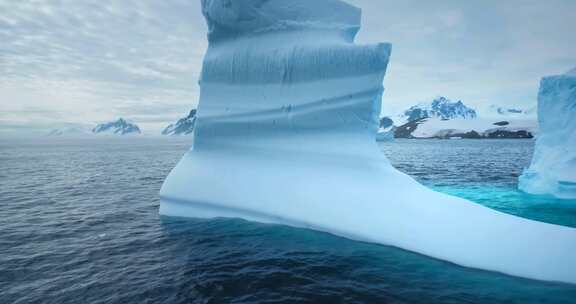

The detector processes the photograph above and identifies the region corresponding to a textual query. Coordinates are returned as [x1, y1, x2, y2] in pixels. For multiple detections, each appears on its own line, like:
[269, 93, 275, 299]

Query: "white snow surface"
[519, 71, 576, 199]
[160, 0, 576, 284]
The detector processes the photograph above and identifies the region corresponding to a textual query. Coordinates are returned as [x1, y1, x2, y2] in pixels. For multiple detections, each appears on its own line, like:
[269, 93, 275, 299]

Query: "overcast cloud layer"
[1, 0, 575, 135]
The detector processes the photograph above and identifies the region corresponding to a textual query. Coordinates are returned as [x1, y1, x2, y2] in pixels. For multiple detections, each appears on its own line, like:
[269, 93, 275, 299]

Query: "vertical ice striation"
[161, 0, 576, 284]
[194, 0, 390, 150]
[519, 68, 576, 199]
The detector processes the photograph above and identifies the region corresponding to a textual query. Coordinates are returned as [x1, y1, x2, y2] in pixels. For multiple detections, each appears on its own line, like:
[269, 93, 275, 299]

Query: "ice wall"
[160, 0, 576, 284]
[519, 69, 576, 199]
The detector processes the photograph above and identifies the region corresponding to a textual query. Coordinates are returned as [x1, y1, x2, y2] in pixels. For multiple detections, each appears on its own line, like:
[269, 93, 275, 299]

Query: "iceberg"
[519, 68, 576, 199]
[160, 0, 576, 284]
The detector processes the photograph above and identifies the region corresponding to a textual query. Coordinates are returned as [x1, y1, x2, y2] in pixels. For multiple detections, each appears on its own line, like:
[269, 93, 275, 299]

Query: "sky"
[1, 0, 575, 135]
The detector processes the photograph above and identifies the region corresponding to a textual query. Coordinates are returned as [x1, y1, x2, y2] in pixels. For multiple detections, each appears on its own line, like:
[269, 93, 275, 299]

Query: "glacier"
[519, 68, 576, 199]
[160, 0, 576, 284]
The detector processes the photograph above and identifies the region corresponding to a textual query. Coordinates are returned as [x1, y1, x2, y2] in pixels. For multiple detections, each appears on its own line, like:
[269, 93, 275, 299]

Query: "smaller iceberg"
[519, 68, 576, 199]
[92, 118, 141, 135]
[162, 110, 197, 136]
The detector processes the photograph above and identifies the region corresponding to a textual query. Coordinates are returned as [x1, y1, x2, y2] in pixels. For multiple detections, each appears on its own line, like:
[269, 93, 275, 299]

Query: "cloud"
[1, 0, 575, 134]
[0, 0, 207, 134]
[0, 77, 197, 135]
[349, 0, 576, 115]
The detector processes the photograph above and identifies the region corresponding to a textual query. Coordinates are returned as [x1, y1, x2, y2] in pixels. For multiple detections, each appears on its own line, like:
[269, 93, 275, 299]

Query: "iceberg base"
[161, 144, 576, 285]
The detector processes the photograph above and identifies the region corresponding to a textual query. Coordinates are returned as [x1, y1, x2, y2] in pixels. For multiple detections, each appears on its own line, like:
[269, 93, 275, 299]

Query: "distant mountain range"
[48, 118, 141, 136]
[377, 96, 537, 140]
[48, 111, 198, 137]
[162, 110, 196, 136]
[46, 100, 535, 140]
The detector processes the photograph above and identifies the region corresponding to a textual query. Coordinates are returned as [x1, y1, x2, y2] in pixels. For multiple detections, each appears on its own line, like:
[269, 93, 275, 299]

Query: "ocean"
[1, 138, 575, 304]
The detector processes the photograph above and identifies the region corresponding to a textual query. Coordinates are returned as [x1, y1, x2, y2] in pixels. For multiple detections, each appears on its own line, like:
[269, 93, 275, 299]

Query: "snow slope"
[519, 68, 576, 199]
[160, 0, 576, 284]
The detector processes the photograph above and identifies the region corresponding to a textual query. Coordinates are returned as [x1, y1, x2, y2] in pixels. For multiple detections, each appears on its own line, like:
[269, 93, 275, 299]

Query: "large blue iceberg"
[161, 0, 576, 284]
[519, 68, 576, 199]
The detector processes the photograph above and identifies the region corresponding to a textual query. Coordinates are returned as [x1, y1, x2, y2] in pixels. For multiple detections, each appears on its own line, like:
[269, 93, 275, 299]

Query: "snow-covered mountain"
[403, 96, 477, 122]
[388, 97, 537, 139]
[162, 110, 196, 136]
[92, 118, 141, 135]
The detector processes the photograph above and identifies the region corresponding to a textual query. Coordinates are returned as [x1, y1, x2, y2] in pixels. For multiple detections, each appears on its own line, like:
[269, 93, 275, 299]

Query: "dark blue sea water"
[1, 138, 575, 304]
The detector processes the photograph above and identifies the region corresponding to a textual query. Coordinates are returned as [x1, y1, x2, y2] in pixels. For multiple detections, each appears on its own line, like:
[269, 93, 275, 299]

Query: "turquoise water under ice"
[379, 139, 576, 228]
[433, 185, 576, 228]
[1, 138, 575, 303]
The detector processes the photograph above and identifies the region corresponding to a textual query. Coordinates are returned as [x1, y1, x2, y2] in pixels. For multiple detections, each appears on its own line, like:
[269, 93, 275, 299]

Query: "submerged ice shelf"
[160, 0, 576, 284]
[519, 68, 576, 199]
